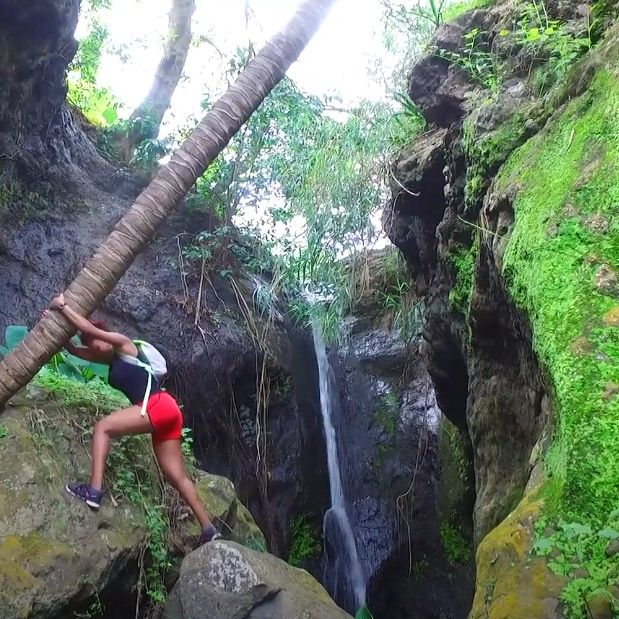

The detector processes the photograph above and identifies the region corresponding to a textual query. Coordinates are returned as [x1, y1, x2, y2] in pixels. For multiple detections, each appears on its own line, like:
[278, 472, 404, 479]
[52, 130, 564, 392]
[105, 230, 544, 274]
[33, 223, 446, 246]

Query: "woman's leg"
[152, 439, 213, 530]
[90, 405, 153, 490]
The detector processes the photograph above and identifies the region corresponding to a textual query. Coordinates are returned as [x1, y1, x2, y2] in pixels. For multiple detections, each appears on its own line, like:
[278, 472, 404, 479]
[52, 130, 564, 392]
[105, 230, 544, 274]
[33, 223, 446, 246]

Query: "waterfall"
[312, 325, 366, 613]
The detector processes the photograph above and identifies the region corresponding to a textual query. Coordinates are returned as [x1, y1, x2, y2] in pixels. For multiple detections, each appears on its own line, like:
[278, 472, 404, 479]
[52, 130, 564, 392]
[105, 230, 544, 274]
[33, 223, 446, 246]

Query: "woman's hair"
[80, 319, 108, 345]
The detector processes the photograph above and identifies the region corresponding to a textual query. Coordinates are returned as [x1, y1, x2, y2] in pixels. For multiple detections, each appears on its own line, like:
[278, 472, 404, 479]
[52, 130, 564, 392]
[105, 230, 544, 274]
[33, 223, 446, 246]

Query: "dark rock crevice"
[383, 2, 559, 549]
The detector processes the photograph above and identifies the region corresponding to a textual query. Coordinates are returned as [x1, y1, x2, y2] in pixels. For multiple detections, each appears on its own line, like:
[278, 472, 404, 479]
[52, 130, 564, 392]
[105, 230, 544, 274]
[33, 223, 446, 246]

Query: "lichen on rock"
[163, 540, 353, 619]
[0, 373, 266, 617]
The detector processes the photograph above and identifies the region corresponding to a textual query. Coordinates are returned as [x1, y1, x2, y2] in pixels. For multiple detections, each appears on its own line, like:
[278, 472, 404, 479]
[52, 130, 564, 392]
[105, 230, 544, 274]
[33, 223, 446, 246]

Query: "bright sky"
[86, 0, 395, 135]
[77, 0, 410, 253]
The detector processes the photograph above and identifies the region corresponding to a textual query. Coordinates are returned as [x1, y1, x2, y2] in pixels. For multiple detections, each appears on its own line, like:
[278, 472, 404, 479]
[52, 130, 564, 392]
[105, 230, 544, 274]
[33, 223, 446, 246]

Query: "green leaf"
[0, 425, 7, 439]
[533, 537, 555, 553]
[89, 362, 109, 379]
[527, 27, 541, 42]
[499, 28, 510, 36]
[598, 528, 619, 540]
[101, 106, 117, 125]
[560, 522, 592, 538]
[5, 325, 28, 350]
[57, 362, 87, 383]
[355, 608, 374, 619]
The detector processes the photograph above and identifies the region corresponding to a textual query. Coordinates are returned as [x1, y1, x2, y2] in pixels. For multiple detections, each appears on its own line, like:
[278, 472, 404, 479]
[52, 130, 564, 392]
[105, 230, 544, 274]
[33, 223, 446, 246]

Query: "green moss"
[32, 368, 129, 411]
[288, 515, 322, 567]
[441, 522, 473, 564]
[371, 392, 401, 473]
[372, 391, 400, 436]
[463, 107, 535, 211]
[471, 492, 566, 618]
[443, 0, 493, 22]
[498, 67, 619, 520]
[438, 419, 472, 520]
[448, 244, 477, 313]
[495, 66, 619, 616]
[0, 177, 52, 221]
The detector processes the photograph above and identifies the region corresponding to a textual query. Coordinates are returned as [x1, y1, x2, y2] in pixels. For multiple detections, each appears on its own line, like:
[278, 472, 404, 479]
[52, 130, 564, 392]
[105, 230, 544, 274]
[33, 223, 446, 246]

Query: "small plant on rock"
[513, 0, 591, 93]
[288, 515, 322, 567]
[437, 28, 503, 93]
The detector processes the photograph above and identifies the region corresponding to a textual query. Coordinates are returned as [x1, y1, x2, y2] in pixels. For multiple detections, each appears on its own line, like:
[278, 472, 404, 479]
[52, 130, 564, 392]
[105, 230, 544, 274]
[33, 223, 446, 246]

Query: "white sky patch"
[77, 0, 414, 253]
[87, 0, 394, 134]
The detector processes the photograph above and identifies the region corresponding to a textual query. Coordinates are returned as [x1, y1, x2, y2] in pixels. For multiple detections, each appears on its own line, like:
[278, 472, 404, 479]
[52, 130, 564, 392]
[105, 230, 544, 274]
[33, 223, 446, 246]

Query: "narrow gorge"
[1, 0, 618, 617]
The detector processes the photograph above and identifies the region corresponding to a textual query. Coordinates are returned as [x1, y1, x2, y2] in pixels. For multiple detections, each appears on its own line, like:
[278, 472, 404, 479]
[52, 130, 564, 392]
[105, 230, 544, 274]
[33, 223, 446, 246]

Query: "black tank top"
[108, 353, 161, 405]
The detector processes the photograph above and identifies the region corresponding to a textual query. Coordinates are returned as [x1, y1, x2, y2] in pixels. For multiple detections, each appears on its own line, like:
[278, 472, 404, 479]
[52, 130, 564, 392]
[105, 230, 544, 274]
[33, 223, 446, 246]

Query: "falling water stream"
[313, 325, 366, 613]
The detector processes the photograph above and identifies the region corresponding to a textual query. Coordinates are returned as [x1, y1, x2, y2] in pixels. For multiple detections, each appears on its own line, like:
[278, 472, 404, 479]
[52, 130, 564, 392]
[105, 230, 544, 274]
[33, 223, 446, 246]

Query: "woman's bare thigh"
[99, 405, 154, 438]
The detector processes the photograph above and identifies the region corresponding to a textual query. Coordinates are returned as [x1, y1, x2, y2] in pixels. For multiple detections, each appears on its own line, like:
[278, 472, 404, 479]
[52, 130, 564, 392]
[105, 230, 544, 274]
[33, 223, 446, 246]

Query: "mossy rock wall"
[0, 375, 266, 617]
[0, 386, 146, 617]
[470, 21, 619, 619]
[386, 3, 619, 617]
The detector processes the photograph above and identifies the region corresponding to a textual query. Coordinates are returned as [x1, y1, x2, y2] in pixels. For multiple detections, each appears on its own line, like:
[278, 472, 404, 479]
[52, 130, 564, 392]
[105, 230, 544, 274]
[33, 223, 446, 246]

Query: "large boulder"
[164, 540, 352, 619]
[0, 379, 265, 617]
[0, 386, 146, 617]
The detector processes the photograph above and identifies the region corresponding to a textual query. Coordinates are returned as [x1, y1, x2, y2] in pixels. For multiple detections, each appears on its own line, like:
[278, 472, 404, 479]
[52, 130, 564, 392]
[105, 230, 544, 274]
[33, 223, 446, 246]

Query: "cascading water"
[313, 325, 366, 613]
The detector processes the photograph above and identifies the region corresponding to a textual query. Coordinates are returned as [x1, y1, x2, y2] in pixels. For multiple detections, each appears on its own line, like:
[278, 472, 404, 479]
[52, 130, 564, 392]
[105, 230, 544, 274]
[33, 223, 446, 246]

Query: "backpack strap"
[120, 343, 156, 417]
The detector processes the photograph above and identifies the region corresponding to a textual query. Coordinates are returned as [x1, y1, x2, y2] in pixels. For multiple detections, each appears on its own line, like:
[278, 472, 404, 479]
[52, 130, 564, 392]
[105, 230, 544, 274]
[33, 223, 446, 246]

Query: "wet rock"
[587, 592, 614, 619]
[606, 540, 619, 557]
[329, 309, 474, 618]
[163, 541, 352, 619]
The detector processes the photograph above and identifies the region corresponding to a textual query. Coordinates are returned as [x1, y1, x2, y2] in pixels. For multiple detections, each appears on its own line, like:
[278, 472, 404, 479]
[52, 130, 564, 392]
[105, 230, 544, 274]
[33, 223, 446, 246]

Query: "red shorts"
[144, 391, 184, 443]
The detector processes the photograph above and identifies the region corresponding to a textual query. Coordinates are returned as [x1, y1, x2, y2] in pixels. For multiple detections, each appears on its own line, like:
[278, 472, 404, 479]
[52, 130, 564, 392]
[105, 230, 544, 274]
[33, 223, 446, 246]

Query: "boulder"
[0, 380, 265, 617]
[0, 388, 146, 617]
[180, 472, 266, 552]
[470, 493, 564, 618]
[164, 540, 352, 619]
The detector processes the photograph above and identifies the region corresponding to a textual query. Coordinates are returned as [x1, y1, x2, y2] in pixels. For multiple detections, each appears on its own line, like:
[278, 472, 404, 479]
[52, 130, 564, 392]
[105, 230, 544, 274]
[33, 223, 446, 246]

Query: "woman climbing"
[47, 292, 220, 546]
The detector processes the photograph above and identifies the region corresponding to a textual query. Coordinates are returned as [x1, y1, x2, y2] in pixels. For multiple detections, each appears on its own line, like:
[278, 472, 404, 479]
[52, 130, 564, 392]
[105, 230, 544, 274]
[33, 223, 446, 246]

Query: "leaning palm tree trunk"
[0, 0, 337, 409]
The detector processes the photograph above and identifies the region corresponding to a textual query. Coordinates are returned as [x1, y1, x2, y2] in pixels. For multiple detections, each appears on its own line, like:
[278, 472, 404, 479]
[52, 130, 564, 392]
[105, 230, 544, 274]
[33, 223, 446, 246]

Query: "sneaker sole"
[65, 485, 101, 510]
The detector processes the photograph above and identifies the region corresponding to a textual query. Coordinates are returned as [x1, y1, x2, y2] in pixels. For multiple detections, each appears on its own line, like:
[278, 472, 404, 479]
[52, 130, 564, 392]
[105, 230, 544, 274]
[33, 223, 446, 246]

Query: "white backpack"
[120, 340, 168, 417]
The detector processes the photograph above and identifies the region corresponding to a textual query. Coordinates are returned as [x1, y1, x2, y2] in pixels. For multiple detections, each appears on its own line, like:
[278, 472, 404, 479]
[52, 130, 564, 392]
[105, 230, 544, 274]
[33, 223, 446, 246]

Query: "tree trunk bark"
[121, 0, 196, 161]
[0, 0, 338, 409]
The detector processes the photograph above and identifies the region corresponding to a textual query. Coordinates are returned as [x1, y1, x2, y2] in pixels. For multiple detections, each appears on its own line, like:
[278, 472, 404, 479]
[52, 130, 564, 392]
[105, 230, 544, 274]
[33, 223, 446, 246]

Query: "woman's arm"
[50, 294, 138, 357]
[65, 340, 107, 363]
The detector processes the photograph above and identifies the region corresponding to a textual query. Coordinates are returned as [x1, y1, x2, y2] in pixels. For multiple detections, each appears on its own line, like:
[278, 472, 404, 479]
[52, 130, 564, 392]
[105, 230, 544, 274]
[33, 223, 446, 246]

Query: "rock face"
[385, 0, 619, 616]
[164, 541, 352, 619]
[0, 381, 264, 618]
[0, 0, 116, 186]
[0, 390, 144, 618]
[322, 275, 474, 618]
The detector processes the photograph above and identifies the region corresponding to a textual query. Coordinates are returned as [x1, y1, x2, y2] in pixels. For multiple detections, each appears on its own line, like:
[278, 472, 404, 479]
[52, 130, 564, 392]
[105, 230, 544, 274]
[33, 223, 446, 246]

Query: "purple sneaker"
[199, 524, 221, 546]
[66, 482, 103, 509]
